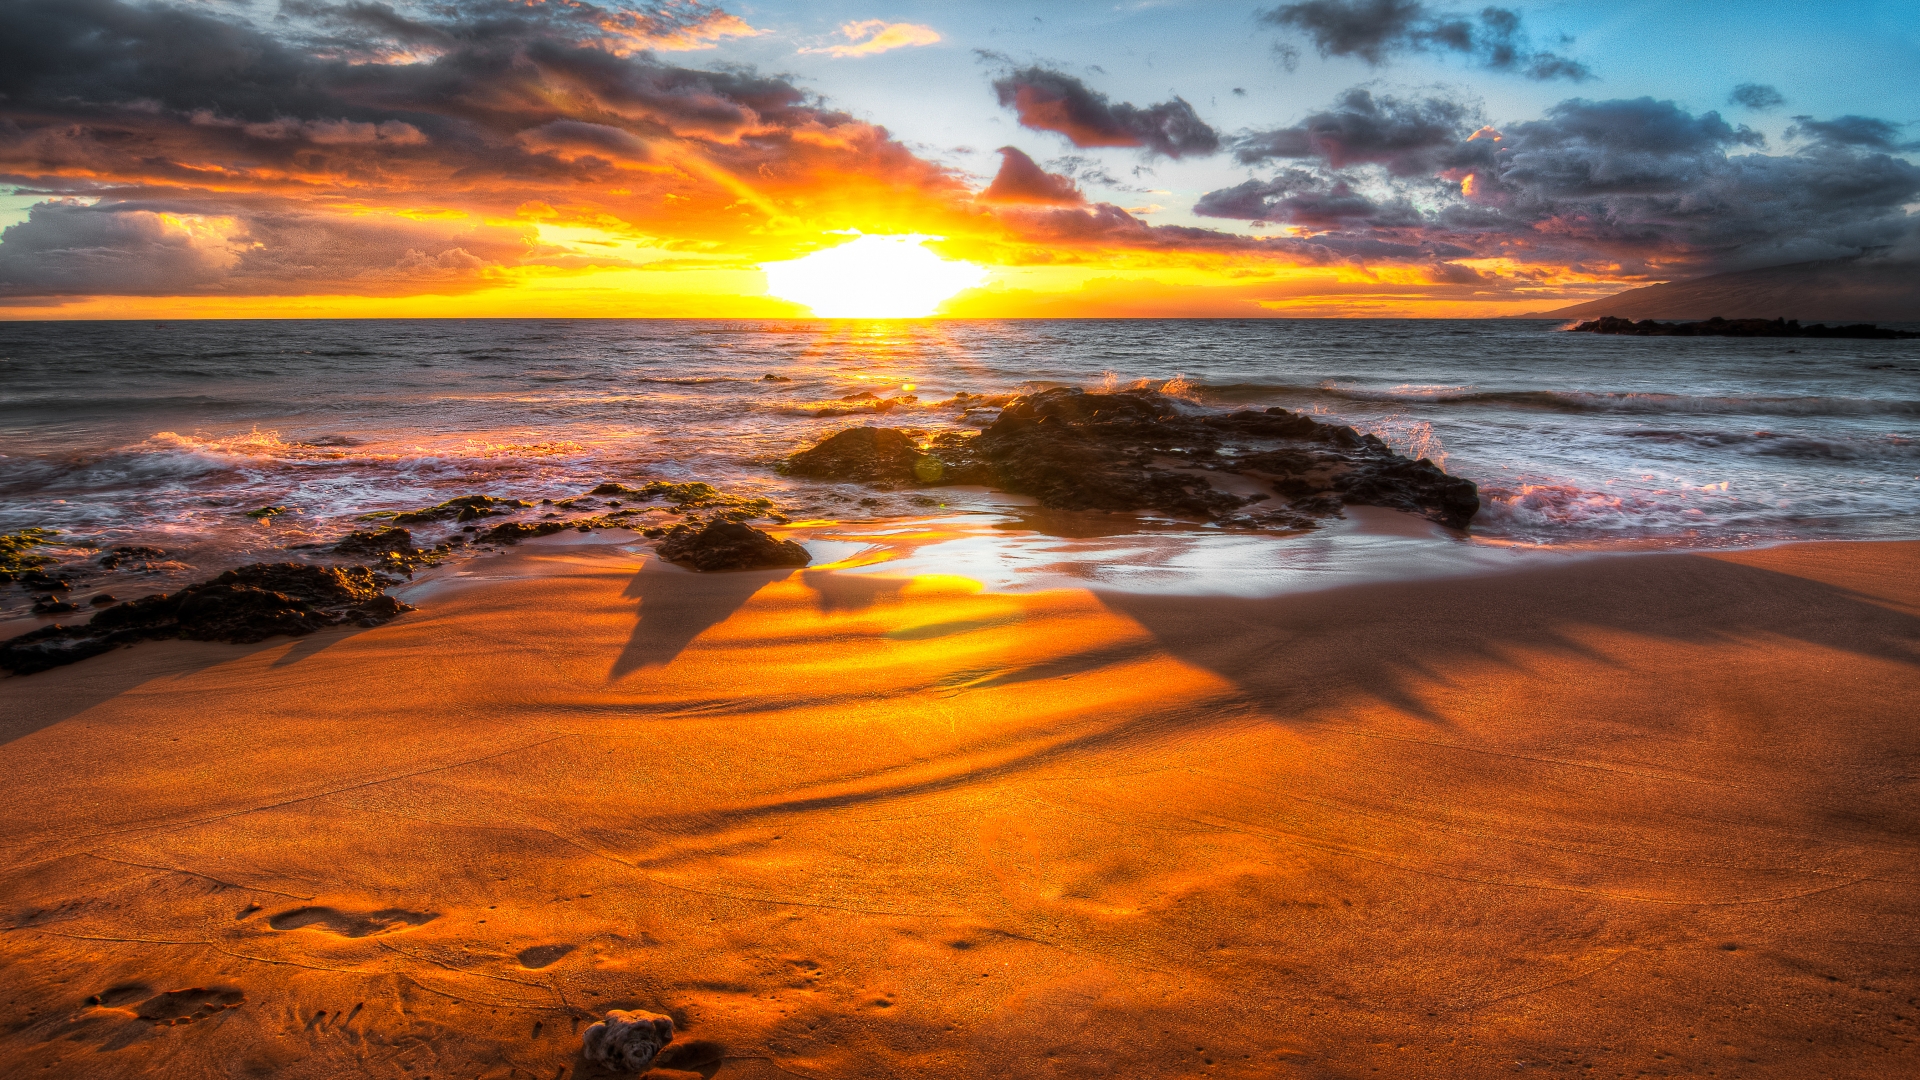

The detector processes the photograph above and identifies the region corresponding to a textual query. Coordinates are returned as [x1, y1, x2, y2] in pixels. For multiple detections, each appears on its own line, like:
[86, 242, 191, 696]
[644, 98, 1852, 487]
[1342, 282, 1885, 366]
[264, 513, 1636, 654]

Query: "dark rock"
[582, 1010, 675, 1073]
[32, 597, 79, 615]
[780, 387, 1481, 530]
[332, 526, 453, 572]
[1, 562, 412, 676]
[782, 427, 959, 486]
[89, 593, 117, 606]
[761, 373, 792, 382]
[333, 527, 416, 558]
[479, 520, 573, 544]
[21, 572, 71, 592]
[98, 545, 167, 571]
[588, 480, 779, 522]
[1570, 315, 1919, 339]
[244, 504, 290, 520]
[656, 521, 811, 572]
[389, 495, 533, 525]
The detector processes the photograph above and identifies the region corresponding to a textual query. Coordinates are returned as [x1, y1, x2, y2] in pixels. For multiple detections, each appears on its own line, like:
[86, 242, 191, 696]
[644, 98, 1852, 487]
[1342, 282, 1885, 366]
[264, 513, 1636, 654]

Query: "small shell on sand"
[581, 1009, 675, 1072]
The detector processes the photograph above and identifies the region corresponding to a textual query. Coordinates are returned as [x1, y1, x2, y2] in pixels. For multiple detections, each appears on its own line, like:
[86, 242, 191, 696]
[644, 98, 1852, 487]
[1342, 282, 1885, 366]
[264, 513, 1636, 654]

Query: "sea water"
[2, 319, 1916, 607]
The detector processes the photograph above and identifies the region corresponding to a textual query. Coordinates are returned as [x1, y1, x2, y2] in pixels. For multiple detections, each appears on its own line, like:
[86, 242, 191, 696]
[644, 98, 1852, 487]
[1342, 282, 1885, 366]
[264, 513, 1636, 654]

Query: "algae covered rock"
[581, 1009, 675, 1073]
[656, 521, 810, 572]
[0, 528, 59, 583]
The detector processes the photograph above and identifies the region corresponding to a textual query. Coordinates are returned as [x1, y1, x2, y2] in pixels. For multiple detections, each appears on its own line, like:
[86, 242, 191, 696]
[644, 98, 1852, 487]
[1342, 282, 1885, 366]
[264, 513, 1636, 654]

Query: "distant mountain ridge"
[1534, 257, 1920, 322]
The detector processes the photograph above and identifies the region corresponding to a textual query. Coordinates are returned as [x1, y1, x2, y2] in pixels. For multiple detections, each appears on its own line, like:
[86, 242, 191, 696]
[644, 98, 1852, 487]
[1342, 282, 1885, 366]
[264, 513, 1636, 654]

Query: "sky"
[0, 0, 1916, 318]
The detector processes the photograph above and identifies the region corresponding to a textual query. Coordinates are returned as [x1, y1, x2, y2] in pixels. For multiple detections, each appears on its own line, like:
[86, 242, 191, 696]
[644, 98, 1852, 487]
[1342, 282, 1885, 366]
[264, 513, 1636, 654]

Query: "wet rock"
[588, 480, 781, 523]
[21, 571, 72, 592]
[480, 520, 575, 544]
[1570, 315, 1920, 339]
[332, 527, 454, 572]
[388, 495, 533, 525]
[581, 1009, 675, 1073]
[761, 373, 792, 382]
[781, 387, 1480, 530]
[244, 505, 289, 521]
[781, 427, 959, 486]
[1, 528, 59, 583]
[32, 596, 79, 615]
[333, 527, 417, 558]
[89, 594, 117, 606]
[656, 521, 811, 572]
[1, 563, 413, 677]
[98, 545, 167, 571]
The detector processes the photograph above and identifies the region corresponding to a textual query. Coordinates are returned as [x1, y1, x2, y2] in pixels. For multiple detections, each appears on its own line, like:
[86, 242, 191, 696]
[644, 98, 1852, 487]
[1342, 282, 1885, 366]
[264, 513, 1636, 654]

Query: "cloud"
[1786, 115, 1920, 152]
[284, 0, 766, 57]
[0, 0, 973, 297]
[1259, 0, 1590, 81]
[1729, 83, 1785, 111]
[0, 202, 242, 294]
[1233, 87, 1482, 175]
[990, 66, 1221, 158]
[0, 198, 535, 296]
[801, 20, 940, 58]
[1196, 88, 1920, 276]
[978, 148, 1085, 206]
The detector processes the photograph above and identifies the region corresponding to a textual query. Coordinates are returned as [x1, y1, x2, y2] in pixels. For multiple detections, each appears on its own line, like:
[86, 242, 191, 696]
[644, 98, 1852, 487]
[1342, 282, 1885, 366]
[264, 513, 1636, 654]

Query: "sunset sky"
[2, 0, 1917, 318]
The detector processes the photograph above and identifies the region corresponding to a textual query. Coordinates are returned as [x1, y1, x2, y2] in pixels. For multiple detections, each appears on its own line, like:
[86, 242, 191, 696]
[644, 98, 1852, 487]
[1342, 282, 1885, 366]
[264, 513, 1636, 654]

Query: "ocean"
[3, 318, 1917, 611]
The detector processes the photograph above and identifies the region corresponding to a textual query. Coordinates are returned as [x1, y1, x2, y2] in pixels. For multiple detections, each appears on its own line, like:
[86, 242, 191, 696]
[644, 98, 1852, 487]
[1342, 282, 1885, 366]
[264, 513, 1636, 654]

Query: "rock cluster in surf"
[784, 387, 1480, 530]
[1569, 316, 1920, 339]
[0, 563, 411, 676]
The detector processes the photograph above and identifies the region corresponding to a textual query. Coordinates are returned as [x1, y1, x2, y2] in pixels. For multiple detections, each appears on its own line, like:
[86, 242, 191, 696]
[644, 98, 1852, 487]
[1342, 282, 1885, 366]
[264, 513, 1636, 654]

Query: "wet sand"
[1, 530, 1916, 1078]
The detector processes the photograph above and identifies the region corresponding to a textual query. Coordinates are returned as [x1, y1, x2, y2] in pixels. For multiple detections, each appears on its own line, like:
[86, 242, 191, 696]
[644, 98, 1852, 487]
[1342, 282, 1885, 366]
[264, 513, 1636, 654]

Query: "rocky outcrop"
[1, 563, 411, 676]
[656, 521, 811, 572]
[387, 495, 533, 525]
[1570, 316, 1919, 339]
[781, 387, 1480, 529]
[782, 426, 954, 486]
[581, 1010, 675, 1073]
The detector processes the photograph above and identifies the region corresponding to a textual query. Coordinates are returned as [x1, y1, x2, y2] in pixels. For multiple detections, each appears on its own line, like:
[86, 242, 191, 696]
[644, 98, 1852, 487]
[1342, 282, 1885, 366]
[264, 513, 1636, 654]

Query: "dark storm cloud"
[989, 66, 1221, 158]
[1196, 88, 1920, 275]
[1232, 87, 1484, 175]
[1729, 83, 1786, 111]
[1786, 115, 1920, 153]
[1259, 0, 1590, 81]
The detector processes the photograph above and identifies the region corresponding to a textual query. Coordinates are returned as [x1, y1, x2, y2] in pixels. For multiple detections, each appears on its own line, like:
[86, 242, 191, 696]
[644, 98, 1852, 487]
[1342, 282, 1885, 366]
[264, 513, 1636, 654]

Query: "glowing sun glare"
[762, 234, 987, 317]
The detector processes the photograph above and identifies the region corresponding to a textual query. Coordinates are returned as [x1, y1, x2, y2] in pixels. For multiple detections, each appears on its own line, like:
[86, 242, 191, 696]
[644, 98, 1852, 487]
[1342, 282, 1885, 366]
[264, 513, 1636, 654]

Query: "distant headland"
[1568, 316, 1920, 339]
[1528, 256, 1919, 323]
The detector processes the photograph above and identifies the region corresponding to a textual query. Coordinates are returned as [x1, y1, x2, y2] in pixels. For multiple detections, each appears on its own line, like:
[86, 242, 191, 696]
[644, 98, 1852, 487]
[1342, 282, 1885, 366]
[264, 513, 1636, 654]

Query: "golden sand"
[1, 535, 1916, 1077]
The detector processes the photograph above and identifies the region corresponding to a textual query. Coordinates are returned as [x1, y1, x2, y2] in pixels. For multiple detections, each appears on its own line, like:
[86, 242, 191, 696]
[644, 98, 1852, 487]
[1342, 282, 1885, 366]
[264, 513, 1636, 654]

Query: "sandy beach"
[0, 526, 1915, 1078]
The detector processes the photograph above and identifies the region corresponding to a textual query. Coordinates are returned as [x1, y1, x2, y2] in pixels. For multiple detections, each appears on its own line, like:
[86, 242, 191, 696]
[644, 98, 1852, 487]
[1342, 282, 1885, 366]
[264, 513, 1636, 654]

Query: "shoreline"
[1, 531, 1916, 1076]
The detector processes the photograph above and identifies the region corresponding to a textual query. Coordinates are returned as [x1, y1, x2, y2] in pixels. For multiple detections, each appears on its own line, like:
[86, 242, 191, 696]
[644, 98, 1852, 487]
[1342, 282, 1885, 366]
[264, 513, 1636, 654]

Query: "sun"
[761, 234, 987, 318]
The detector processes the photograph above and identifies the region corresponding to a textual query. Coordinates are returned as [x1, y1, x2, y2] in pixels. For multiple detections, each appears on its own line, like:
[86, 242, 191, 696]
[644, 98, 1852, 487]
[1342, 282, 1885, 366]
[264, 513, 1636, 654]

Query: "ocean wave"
[146, 429, 592, 463]
[1197, 381, 1920, 417]
[1622, 429, 1920, 461]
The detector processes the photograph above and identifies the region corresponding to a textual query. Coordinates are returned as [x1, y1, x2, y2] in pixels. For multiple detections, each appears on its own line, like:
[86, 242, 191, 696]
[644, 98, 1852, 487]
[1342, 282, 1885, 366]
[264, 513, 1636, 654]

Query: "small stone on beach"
[581, 1009, 674, 1072]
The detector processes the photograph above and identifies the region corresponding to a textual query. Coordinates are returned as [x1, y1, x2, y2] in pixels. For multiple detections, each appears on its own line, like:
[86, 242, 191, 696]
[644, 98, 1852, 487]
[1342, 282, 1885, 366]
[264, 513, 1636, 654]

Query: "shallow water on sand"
[1, 318, 1916, 605]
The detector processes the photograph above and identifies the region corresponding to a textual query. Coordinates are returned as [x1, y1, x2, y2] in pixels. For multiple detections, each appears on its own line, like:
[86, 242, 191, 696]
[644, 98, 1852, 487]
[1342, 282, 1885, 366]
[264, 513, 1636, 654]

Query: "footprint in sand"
[86, 984, 151, 1009]
[131, 987, 245, 1026]
[516, 944, 575, 969]
[267, 906, 437, 938]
